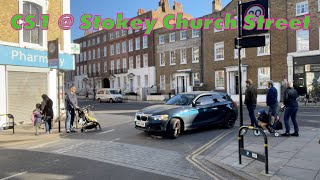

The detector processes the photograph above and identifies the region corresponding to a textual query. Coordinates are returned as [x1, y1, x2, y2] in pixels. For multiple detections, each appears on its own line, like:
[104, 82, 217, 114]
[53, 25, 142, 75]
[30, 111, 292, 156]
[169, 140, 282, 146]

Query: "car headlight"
[151, 115, 169, 121]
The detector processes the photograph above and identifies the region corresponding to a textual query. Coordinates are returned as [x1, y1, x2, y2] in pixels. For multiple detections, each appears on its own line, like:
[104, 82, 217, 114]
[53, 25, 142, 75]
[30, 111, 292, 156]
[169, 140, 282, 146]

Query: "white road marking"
[186, 130, 234, 180]
[0, 171, 28, 180]
[93, 110, 138, 114]
[101, 120, 133, 128]
[111, 138, 120, 142]
[96, 129, 115, 135]
[28, 140, 61, 150]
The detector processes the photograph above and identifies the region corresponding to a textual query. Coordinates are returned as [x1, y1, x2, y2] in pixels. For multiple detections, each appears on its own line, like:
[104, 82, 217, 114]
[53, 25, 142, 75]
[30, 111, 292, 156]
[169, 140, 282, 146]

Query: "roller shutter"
[7, 71, 48, 124]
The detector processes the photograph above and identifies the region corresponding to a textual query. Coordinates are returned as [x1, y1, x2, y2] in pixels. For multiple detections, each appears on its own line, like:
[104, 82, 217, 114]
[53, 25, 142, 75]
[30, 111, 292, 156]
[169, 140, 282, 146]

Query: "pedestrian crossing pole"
[237, 0, 244, 127]
[57, 39, 61, 133]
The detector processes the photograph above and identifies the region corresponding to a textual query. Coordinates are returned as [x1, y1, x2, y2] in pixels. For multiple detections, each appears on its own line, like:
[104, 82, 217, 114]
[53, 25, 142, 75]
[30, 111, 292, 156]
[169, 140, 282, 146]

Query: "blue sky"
[70, 0, 230, 40]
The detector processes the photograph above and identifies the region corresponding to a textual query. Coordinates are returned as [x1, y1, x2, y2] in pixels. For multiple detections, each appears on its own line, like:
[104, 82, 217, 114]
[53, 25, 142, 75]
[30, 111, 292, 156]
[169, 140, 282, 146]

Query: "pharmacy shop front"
[0, 44, 74, 128]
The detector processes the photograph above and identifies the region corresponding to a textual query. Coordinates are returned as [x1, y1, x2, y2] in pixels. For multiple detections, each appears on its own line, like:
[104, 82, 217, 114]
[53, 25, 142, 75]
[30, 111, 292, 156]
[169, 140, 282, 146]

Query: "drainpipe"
[200, 24, 204, 90]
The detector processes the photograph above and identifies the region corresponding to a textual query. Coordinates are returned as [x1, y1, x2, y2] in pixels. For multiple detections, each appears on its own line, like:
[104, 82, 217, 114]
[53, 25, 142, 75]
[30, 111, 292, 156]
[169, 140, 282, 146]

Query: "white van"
[96, 88, 123, 103]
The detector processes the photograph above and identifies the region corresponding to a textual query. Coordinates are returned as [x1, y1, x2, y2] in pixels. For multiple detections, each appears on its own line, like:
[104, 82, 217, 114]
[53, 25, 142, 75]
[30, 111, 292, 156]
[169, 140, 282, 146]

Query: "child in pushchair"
[254, 108, 281, 137]
[77, 106, 101, 133]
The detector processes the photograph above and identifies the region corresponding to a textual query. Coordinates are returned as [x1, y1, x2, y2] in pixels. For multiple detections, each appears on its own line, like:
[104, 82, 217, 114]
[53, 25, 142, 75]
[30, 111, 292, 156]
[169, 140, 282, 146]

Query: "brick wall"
[287, 0, 320, 53]
[0, 0, 65, 50]
[202, 0, 288, 94]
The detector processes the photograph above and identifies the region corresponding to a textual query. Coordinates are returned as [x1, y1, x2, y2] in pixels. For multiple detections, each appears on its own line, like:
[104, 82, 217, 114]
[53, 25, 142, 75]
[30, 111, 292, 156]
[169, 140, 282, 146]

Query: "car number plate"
[136, 120, 146, 127]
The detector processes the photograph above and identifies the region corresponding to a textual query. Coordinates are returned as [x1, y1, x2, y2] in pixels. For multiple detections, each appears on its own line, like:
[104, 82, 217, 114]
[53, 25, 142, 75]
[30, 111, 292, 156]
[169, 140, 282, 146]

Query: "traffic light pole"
[237, 0, 244, 127]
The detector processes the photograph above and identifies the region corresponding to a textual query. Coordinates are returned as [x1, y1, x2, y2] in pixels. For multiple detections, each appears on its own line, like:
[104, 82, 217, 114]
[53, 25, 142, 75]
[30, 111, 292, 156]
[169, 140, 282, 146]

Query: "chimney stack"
[159, 0, 170, 12]
[84, 30, 93, 36]
[137, 8, 146, 15]
[173, 1, 183, 12]
[212, 0, 222, 13]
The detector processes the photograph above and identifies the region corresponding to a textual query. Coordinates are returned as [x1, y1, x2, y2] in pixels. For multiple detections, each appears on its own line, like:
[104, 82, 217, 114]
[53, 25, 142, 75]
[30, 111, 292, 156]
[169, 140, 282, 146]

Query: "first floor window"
[180, 49, 187, 64]
[104, 62, 107, 72]
[234, 48, 246, 59]
[296, 30, 309, 52]
[23, 2, 43, 45]
[214, 42, 224, 61]
[123, 58, 127, 71]
[170, 51, 176, 65]
[160, 52, 165, 66]
[192, 30, 200, 38]
[159, 35, 165, 44]
[136, 55, 141, 68]
[160, 75, 165, 90]
[143, 54, 148, 67]
[192, 47, 199, 63]
[97, 48, 101, 58]
[129, 57, 134, 69]
[104, 46, 107, 57]
[215, 71, 225, 89]
[88, 64, 91, 74]
[193, 73, 200, 86]
[258, 67, 270, 89]
[257, 34, 270, 55]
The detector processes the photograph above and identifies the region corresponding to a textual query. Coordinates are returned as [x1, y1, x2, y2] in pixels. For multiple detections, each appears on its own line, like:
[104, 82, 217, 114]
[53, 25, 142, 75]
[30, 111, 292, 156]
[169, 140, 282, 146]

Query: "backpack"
[31, 110, 36, 123]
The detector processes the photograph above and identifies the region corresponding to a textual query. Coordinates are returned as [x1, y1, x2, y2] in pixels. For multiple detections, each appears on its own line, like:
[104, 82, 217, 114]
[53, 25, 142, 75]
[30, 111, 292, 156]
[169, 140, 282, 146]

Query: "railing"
[0, 114, 14, 134]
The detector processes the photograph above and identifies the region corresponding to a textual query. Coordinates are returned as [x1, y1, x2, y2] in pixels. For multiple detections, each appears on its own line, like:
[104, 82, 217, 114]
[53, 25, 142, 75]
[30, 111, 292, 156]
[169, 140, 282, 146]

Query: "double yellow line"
[186, 130, 234, 180]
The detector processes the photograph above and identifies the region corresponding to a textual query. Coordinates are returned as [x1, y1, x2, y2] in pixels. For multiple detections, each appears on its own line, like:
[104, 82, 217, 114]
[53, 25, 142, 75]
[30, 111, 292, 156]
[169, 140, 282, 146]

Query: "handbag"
[272, 120, 283, 130]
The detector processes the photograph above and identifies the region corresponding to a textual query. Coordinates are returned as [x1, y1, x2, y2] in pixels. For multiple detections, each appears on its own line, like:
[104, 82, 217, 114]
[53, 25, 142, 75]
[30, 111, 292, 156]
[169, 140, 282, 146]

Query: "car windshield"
[109, 90, 119, 94]
[165, 94, 196, 105]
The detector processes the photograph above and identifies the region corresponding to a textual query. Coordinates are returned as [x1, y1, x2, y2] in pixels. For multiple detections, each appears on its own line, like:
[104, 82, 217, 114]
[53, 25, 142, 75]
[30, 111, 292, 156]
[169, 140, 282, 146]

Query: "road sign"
[48, 39, 59, 67]
[242, 0, 269, 36]
[235, 35, 266, 48]
[71, 43, 80, 54]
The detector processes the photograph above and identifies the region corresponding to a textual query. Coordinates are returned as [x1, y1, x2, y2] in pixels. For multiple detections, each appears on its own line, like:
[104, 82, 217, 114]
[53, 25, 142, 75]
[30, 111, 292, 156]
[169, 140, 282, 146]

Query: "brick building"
[73, 0, 192, 100]
[286, 0, 320, 96]
[202, 0, 288, 100]
[0, 0, 74, 126]
[154, 28, 201, 94]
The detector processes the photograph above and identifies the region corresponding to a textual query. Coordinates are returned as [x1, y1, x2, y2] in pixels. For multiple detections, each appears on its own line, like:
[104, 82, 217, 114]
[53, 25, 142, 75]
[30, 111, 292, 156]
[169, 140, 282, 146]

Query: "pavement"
[202, 127, 320, 180]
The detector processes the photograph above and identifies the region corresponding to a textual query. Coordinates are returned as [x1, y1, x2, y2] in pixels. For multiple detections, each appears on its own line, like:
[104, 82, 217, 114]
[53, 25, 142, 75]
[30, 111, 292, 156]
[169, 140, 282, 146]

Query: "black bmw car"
[134, 91, 238, 138]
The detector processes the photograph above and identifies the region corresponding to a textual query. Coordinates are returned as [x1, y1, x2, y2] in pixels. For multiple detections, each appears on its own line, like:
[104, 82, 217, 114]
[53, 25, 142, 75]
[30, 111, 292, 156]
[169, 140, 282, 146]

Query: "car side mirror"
[193, 102, 201, 107]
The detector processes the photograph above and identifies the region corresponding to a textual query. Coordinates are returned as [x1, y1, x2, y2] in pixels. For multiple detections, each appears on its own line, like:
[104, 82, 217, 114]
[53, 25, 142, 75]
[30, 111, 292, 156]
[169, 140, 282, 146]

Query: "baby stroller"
[253, 106, 285, 137]
[77, 105, 101, 133]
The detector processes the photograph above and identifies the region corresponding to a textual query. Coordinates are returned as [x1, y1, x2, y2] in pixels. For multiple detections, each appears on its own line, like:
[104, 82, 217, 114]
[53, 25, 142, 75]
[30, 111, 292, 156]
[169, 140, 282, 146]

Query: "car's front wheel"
[167, 118, 182, 139]
[223, 111, 236, 129]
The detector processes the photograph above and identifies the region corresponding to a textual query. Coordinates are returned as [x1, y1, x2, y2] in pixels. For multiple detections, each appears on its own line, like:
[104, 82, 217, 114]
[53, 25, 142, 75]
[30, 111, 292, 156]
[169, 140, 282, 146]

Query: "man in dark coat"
[282, 82, 299, 137]
[266, 80, 278, 123]
[244, 79, 258, 127]
[41, 94, 54, 134]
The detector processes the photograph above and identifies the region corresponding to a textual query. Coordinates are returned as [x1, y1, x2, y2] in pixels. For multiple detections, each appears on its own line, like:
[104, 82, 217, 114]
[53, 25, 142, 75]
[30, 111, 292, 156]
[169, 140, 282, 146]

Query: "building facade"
[73, 0, 192, 100]
[287, 0, 320, 96]
[202, 0, 288, 99]
[154, 28, 202, 94]
[0, 0, 74, 126]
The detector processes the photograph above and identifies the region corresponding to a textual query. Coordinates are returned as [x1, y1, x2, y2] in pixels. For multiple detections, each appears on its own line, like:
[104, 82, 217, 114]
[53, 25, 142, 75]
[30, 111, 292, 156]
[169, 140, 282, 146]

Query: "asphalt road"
[0, 100, 318, 180]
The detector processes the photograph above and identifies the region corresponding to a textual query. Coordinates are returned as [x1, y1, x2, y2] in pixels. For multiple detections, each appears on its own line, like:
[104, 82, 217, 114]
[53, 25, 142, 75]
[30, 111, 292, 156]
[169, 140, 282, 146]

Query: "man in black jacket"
[282, 82, 299, 137]
[244, 79, 258, 127]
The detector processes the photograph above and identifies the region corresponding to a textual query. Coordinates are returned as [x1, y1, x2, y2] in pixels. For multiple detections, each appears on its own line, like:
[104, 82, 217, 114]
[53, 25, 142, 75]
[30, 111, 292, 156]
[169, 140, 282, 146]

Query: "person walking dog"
[266, 80, 278, 123]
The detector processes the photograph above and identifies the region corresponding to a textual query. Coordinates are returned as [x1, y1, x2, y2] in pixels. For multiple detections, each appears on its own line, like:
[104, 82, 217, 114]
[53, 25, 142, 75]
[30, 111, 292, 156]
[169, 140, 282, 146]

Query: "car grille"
[136, 114, 151, 121]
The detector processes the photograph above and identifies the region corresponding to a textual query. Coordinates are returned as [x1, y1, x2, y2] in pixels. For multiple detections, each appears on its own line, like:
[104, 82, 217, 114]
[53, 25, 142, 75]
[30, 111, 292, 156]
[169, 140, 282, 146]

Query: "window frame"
[296, 29, 309, 52]
[214, 42, 224, 61]
[20, 0, 48, 48]
[215, 70, 225, 90]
